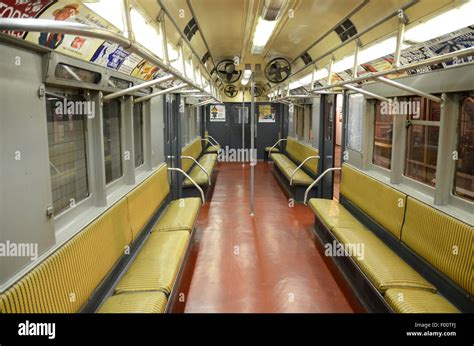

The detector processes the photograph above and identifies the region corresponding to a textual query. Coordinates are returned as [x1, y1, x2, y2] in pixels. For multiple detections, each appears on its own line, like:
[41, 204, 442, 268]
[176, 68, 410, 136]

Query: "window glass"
[133, 103, 144, 168]
[404, 98, 440, 186]
[46, 92, 89, 215]
[347, 94, 363, 152]
[103, 100, 123, 184]
[373, 100, 393, 169]
[454, 97, 474, 201]
[55, 64, 101, 84]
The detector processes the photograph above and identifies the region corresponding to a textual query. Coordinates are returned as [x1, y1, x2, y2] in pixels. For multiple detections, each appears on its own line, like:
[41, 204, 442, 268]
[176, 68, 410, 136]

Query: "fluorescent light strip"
[404, 0, 474, 43]
[251, 18, 278, 54]
[84, 0, 124, 32]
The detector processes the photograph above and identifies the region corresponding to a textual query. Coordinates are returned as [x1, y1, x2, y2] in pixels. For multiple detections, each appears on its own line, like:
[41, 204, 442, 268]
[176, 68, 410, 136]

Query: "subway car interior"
[0, 0, 473, 337]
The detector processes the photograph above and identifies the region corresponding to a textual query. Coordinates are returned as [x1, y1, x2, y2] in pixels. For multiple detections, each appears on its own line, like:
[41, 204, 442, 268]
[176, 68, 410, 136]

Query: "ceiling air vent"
[335, 19, 357, 42]
[202, 51, 211, 64]
[184, 18, 198, 41]
[300, 52, 312, 65]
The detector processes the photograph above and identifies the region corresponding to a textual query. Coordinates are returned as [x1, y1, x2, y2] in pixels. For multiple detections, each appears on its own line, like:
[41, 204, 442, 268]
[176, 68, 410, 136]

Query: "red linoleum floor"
[174, 162, 363, 313]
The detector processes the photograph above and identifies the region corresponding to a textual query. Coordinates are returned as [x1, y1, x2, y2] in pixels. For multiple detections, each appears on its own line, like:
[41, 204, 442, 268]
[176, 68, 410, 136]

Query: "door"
[319, 94, 337, 199]
[164, 94, 181, 199]
[230, 103, 250, 153]
[206, 103, 231, 150]
[255, 103, 281, 160]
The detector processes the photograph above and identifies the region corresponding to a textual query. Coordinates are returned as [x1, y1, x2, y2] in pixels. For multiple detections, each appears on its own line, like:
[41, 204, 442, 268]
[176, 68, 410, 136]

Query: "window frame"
[45, 87, 93, 219]
[102, 98, 125, 188]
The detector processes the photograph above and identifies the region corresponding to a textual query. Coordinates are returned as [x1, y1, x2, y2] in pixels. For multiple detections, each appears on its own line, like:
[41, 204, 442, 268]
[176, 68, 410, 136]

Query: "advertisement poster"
[0, 0, 54, 38]
[258, 105, 275, 123]
[131, 59, 166, 81]
[90, 41, 131, 70]
[210, 105, 226, 122]
[24, 2, 118, 61]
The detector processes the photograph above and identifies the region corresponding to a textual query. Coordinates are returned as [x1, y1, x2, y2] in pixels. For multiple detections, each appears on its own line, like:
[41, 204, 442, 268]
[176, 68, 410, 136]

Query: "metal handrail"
[206, 135, 220, 146]
[267, 138, 287, 158]
[133, 84, 187, 103]
[309, 47, 474, 93]
[168, 167, 205, 204]
[0, 18, 214, 97]
[202, 138, 219, 152]
[181, 156, 211, 186]
[290, 156, 320, 186]
[303, 167, 342, 205]
[102, 75, 173, 101]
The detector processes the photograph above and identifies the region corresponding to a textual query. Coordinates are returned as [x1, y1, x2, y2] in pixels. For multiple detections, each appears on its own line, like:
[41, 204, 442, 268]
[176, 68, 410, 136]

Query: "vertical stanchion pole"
[250, 75, 255, 216]
[242, 86, 245, 167]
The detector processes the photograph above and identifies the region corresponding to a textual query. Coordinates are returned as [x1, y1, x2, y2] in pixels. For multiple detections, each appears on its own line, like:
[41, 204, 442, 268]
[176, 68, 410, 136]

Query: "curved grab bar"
[168, 167, 205, 204]
[290, 156, 320, 186]
[303, 167, 341, 205]
[202, 138, 219, 152]
[206, 135, 220, 146]
[267, 138, 287, 158]
[181, 156, 211, 186]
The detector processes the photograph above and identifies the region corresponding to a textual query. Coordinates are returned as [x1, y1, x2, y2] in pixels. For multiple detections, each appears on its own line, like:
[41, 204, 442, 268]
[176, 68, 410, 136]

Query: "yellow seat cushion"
[114, 231, 190, 295]
[0, 199, 132, 313]
[271, 153, 313, 185]
[127, 164, 170, 240]
[285, 137, 319, 176]
[183, 155, 216, 186]
[181, 137, 203, 173]
[205, 144, 220, 153]
[97, 292, 167, 313]
[154, 198, 202, 232]
[332, 227, 436, 293]
[340, 164, 406, 239]
[384, 288, 459, 313]
[265, 146, 279, 153]
[401, 197, 474, 295]
[308, 198, 365, 230]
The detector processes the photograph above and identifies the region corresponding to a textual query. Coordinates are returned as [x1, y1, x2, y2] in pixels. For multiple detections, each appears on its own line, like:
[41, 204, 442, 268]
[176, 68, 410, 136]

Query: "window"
[373, 100, 393, 169]
[103, 100, 123, 184]
[133, 103, 144, 168]
[108, 77, 132, 89]
[347, 94, 363, 152]
[55, 64, 101, 84]
[46, 92, 89, 215]
[454, 97, 474, 201]
[404, 97, 440, 186]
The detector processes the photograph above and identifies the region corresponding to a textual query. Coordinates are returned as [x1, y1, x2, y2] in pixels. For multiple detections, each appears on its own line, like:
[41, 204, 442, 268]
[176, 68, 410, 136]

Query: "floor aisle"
[179, 162, 363, 313]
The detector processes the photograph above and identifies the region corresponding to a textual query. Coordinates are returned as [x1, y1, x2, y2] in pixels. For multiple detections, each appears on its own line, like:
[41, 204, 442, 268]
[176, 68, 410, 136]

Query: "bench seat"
[265, 146, 279, 153]
[384, 288, 459, 313]
[97, 292, 168, 313]
[183, 154, 217, 186]
[308, 163, 471, 312]
[114, 231, 190, 296]
[205, 144, 221, 154]
[271, 153, 313, 185]
[332, 226, 436, 293]
[309, 199, 365, 229]
[154, 198, 201, 232]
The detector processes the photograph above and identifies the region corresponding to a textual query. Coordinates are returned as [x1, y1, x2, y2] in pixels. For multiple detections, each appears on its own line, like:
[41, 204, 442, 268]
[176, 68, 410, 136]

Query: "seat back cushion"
[401, 197, 474, 295]
[181, 137, 202, 173]
[127, 163, 170, 240]
[0, 198, 132, 313]
[285, 137, 319, 175]
[340, 164, 406, 239]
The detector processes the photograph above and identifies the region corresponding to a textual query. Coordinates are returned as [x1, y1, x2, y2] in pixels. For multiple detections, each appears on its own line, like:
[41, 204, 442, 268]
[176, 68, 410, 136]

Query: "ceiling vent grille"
[335, 19, 357, 42]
